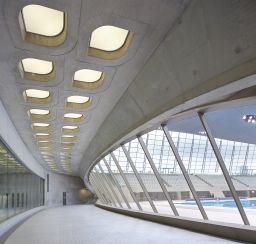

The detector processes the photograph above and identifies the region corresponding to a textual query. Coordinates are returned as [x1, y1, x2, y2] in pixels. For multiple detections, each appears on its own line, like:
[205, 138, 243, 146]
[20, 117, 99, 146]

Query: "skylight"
[30, 109, 50, 115]
[34, 133, 51, 139]
[23, 89, 51, 103]
[66, 96, 91, 109]
[73, 69, 104, 89]
[32, 122, 50, 130]
[19, 4, 66, 46]
[21, 58, 53, 75]
[67, 96, 89, 104]
[65, 113, 82, 119]
[25, 89, 49, 99]
[22, 5, 64, 36]
[63, 113, 84, 122]
[74, 69, 102, 83]
[90, 25, 129, 51]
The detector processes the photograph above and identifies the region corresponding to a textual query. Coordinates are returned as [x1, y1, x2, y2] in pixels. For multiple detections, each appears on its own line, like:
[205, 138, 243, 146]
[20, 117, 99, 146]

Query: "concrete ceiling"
[79, 0, 256, 181]
[1, 0, 256, 181]
[0, 0, 190, 175]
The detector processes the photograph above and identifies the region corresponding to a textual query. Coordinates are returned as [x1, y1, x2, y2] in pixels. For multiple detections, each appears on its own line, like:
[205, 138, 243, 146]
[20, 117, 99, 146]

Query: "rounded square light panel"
[67, 96, 89, 104]
[25, 89, 49, 99]
[90, 25, 129, 52]
[30, 109, 50, 115]
[22, 5, 64, 37]
[21, 58, 53, 75]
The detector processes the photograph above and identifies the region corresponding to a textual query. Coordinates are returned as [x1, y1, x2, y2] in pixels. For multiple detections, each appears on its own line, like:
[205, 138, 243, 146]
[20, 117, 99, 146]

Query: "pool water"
[178, 198, 256, 208]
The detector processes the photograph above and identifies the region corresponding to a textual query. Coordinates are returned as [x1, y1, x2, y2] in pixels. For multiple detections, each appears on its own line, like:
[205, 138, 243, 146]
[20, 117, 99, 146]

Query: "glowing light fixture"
[32, 122, 50, 130]
[21, 58, 53, 74]
[90, 26, 129, 51]
[73, 69, 104, 89]
[29, 109, 50, 119]
[66, 96, 91, 109]
[23, 89, 51, 103]
[62, 125, 79, 133]
[88, 25, 132, 60]
[19, 4, 66, 46]
[64, 113, 84, 122]
[34, 133, 51, 139]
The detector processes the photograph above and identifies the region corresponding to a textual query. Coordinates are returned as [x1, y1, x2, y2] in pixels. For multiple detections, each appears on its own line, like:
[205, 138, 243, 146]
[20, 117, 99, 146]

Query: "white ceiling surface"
[0, 0, 190, 175]
[80, 0, 256, 179]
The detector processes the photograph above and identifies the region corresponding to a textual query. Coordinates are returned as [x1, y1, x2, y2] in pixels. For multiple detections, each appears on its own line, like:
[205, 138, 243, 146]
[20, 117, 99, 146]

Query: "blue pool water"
[179, 198, 256, 209]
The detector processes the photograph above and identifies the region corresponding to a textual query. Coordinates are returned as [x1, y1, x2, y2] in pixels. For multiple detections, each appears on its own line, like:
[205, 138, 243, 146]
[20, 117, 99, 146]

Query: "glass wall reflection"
[0, 141, 44, 223]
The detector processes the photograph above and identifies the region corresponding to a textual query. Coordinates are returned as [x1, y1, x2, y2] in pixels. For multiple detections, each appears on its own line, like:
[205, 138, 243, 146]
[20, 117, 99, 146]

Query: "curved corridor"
[6, 205, 242, 244]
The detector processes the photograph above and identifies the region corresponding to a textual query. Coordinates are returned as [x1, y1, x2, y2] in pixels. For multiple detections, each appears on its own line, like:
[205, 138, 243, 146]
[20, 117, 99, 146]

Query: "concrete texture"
[0, 0, 189, 175]
[5, 205, 243, 244]
[80, 0, 256, 179]
[45, 172, 91, 207]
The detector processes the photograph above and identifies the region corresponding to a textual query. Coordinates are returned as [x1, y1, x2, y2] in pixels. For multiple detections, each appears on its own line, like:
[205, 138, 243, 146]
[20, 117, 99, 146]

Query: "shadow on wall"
[79, 189, 95, 204]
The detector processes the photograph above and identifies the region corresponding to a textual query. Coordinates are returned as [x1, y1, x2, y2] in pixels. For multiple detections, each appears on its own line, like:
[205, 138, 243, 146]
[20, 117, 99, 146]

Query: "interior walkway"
[5, 205, 243, 244]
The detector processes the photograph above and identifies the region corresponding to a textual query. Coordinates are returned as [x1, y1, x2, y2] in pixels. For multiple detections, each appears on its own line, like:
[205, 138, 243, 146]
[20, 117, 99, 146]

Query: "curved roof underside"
[0, 0, 256, 180]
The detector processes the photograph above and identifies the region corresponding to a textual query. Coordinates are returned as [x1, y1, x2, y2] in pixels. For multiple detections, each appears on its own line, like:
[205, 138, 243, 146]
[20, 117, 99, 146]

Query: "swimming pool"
[177, 198, 256, 208]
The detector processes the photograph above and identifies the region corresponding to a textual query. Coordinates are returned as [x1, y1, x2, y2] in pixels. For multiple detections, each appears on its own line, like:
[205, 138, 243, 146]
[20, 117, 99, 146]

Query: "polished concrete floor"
[5, 205, 243, 244]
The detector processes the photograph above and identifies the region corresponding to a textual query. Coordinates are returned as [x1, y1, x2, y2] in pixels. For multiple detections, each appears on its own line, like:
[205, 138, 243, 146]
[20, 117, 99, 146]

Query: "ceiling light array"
[18, 4, 132, 174]
[242, 115, 256, 124]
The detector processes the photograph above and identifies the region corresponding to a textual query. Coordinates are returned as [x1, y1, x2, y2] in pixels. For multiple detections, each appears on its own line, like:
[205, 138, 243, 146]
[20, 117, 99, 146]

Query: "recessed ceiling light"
[21, 5, 64, 36]
[242, 114, 256, 124]
[25, 89, 49, 99]
[29, 109, 51, 119]
[90, 25, 129, 52]
[23, 89, 51, 104]
[88, 25, 133, 60]
[33, 123, 49, 127]
[64, 113, 83, 119]
[62, 135, 75, 138]
[67, 96, 89, 104]
[66, 96, 91, 109]
[62, 126, 77, 129]
[63, 113, 84, 122]
[21, 58, 53, 75]
[73, 69, 104, 89]
[74, 69, 102, 83]
[30, 109, 50, 115]
[34, 133, 51, 139]
[61, 125, 79, 133]
[32, 122, 51, 130]
[19, 4, 66, 46]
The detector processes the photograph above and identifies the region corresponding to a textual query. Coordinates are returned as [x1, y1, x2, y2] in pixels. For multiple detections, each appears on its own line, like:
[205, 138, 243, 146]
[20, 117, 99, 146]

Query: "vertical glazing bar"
[103, 158, 131, 209]
[110, 152, 142, 211]
[92, 171, 113, 206]
[90, 175, 107, 204]
[90, 173, 109, 205]
[122, 144, 158, 213]
[138, 136, 179, 216]
[158, 132, 166, 172]
[229, 142, 236, 173]
[162, 125, 208, 220]
[94, 167, 117, 207]
[98, 164, 123, 208]
[201, 140, 208, 174]
[198, 112, 250, 225]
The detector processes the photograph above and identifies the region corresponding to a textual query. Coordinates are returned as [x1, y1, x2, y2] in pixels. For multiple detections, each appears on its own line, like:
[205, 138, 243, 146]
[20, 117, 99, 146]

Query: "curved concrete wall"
[80, 0, 256, 179]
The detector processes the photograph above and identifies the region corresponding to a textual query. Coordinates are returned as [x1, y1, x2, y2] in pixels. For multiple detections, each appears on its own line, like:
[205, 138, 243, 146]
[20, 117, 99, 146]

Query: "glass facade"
[89, 104, 256, 227]
[0, 140, 44, 223]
